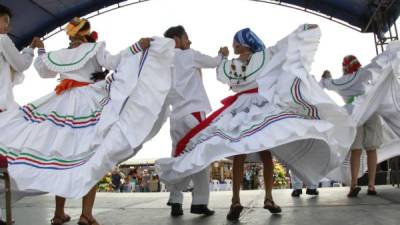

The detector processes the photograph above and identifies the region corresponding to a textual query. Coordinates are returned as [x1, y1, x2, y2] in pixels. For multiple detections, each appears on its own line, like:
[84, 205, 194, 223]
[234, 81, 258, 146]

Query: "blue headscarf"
[234, 28, 265, 53]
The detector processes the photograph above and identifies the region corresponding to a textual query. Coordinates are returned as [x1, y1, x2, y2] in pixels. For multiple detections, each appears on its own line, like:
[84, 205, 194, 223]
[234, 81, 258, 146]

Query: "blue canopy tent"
[252, 0, 400, 33]
[2, 0, 399, 52]
[251, 0, 400, 53]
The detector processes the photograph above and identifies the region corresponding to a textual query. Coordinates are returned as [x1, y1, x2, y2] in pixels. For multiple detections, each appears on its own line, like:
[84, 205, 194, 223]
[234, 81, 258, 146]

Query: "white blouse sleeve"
[97, 41, 144, 70]
[192, 50, 223, 69]
[216, 58, 232, 84]
[320, 70, 371, 91]
[34, 50, 58, 78]
[0, 35, 34, 72]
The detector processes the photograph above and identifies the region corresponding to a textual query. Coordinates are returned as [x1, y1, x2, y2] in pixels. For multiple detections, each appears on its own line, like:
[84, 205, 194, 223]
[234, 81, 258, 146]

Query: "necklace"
[229, 55, 252, 85]
[222, 50, 266, 88]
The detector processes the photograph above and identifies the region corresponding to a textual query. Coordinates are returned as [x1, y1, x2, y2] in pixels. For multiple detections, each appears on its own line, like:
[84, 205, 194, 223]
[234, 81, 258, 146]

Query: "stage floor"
[10, 185, 400, 225]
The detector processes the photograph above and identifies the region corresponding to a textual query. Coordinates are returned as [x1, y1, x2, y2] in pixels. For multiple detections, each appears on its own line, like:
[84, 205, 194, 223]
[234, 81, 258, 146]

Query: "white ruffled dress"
[0, 38, 175, 199]
[156, 25, 356, 186]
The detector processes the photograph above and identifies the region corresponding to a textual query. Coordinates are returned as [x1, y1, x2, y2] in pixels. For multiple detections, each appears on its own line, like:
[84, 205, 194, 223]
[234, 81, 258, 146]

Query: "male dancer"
[163, 25, 228, 217]
[0, 4, 38, 112]
[0, 5, 39, 224]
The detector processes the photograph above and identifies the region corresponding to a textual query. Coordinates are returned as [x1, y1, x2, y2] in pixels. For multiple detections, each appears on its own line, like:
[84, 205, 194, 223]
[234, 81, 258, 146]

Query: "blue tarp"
[272, 0, 399, 33]
[2, 0, 400, 49]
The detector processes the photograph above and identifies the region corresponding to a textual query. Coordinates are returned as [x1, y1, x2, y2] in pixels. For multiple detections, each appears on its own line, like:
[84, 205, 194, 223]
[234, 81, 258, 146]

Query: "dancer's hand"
[219, 47, 229, 57]
[30, 37, 44, 49]
[36, 38, 45, 49]
[322, 70, 332, 79]
[139, 38, 153, 50]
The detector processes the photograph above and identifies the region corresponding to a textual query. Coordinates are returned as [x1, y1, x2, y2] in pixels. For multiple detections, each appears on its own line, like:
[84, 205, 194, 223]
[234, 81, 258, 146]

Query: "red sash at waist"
[55, 79, 90, 95]
[174, 88, 258, 157]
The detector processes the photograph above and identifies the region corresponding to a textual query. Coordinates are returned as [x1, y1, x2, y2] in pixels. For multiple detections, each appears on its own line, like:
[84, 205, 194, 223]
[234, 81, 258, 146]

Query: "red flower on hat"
[90, 31, 98, 42]
[342, 55, 361, 75]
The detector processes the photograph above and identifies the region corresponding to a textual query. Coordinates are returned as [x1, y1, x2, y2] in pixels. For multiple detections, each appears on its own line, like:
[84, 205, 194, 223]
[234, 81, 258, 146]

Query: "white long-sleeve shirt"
[168, 48, 223, 118]
[0, 34, 34, 111]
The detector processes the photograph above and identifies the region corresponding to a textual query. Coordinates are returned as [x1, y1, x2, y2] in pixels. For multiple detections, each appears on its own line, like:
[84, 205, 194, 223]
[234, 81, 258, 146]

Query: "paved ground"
[8, 185, 400, 225]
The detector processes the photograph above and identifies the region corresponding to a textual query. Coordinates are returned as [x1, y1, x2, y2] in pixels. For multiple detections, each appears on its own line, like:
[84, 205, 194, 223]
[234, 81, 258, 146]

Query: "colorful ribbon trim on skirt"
[55, 79, 90, 95]
[0, 147, 94, 170]
[174, 88, 258, 157]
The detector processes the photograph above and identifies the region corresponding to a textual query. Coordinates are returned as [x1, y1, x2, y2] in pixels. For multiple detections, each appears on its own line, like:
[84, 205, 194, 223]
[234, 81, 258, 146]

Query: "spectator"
[243, 166, 252, 190]
[141, 169, 151, 192]
[111, 167, 125, 192]
[122, 175, 133, 192]
[149, 175, 159, 192]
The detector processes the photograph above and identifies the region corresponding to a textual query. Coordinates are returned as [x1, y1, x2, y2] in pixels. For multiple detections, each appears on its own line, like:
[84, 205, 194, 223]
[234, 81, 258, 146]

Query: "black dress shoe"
[291, 189, 302, 197]
[306, 188, 319, 196]
[190, 204, 215, 216]
[171, 203, 183, 217]
[0, 220, 6, 225]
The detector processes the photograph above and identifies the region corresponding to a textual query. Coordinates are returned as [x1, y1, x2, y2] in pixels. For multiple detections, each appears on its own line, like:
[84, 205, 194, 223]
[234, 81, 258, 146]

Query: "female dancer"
[320, 55, 382, 197]
[0, 17, 175, 225]
[156, 24, 356, 221]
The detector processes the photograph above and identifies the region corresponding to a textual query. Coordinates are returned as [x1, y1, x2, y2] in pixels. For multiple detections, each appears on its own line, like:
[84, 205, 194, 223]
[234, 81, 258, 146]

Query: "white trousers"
[168, 112, 210, 205]
[290, 171, 318, 190]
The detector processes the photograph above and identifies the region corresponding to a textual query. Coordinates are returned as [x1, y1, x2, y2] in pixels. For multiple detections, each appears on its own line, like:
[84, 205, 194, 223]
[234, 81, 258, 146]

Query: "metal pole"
[396, 158, 400, 188]
[0, 170, 12, 225]
[388, 19, 394, 41]
[374, 34, 379, 55]
[5, 171, 11, 225]
[393, 17, 399, 39]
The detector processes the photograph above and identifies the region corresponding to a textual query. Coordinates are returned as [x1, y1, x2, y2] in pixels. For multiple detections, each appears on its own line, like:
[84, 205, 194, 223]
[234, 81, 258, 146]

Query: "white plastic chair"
[211, 179, 220, 191]
[160, 182, 167, 192]
[224, 179, 233, 191]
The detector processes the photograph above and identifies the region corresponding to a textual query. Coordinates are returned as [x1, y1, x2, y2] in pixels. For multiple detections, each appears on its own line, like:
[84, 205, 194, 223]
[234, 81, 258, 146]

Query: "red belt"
[174, 88, 258, 157]
[55, 79, 90, 95]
